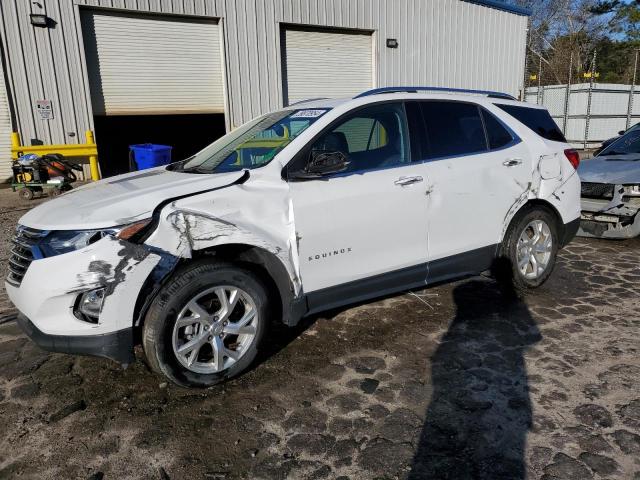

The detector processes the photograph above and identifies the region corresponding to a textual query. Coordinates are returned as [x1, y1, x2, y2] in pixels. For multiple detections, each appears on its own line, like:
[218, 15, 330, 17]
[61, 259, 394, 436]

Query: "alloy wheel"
[516, 219, 553, 280]
[172, 286, 258, 374]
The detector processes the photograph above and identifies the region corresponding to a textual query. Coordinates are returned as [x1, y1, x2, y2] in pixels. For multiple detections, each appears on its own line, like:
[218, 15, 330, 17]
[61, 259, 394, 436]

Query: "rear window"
[496, 104, 566, 142]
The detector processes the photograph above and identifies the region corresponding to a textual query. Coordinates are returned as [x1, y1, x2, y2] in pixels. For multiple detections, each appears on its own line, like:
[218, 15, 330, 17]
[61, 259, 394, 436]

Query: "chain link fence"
[523, 49, 639, 150]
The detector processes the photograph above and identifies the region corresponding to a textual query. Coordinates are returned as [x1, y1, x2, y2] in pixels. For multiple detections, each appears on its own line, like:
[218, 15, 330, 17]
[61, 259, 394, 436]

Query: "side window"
[333, 117, 389, 152]
[310, 102, 411, 174]
[420, 101, 488, 159]
[481, 108, 514, 150]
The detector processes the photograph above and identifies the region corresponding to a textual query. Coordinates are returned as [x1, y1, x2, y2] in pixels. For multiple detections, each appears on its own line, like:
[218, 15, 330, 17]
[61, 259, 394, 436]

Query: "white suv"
[7, 87, 581, 387]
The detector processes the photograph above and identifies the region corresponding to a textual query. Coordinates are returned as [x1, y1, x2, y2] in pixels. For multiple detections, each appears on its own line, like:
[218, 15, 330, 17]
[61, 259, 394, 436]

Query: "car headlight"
[38, 219, 152, 257]
[623, 185, 640, 197]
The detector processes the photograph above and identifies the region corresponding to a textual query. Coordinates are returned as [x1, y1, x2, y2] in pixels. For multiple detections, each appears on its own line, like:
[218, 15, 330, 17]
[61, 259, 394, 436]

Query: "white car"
[7, 87, 581, 387]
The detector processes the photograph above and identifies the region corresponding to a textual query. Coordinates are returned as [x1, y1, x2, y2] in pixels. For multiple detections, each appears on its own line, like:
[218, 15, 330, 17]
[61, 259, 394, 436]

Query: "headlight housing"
[623, 185, 640, 197]
[38, 219, 152, 257]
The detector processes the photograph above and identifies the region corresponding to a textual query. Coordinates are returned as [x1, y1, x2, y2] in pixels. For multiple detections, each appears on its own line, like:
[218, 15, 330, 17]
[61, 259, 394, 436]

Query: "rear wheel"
[142, 261, 268, 388]
[496, 206, 559, 292]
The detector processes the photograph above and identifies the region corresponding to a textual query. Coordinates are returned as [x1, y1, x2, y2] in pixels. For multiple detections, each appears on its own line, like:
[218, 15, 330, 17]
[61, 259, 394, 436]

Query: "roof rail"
[353, 86, 517, 101]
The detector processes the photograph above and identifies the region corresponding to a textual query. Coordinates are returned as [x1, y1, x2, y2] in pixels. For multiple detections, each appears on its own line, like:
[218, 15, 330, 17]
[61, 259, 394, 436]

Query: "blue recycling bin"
[129, 144, 172, 171]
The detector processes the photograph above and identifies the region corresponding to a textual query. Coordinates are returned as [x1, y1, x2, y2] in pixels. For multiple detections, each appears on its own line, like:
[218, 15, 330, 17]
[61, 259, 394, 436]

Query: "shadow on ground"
[409, 280, 541, 479]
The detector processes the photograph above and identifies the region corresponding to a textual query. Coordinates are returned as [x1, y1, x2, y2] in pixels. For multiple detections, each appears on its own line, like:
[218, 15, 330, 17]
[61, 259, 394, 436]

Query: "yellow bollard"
[10, 132, 20, 158]
[85, 130, 101, 181]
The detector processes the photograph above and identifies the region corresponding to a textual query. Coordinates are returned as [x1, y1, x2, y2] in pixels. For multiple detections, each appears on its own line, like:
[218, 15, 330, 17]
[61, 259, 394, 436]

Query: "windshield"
[170, 108, 330, 173]
[600, 130, 640, 156]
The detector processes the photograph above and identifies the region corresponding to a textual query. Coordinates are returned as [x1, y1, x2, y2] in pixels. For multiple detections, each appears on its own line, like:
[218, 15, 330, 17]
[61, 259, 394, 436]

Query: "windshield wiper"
[180, 166, 212, 174]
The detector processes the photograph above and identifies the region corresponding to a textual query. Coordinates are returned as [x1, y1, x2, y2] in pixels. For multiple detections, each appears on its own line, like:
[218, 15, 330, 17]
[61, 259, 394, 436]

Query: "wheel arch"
[133, 243, 306, 335]
[502, 198, 565, 245]
[195, 243, 305, 327]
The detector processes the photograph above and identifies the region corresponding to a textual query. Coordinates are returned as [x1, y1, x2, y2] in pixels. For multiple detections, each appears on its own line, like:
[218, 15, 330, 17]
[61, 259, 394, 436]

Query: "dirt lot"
[0, 187, 639, 480]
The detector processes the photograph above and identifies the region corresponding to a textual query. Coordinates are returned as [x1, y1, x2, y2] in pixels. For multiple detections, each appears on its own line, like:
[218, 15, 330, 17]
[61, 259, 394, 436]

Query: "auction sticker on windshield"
[290, 109, 328, 118]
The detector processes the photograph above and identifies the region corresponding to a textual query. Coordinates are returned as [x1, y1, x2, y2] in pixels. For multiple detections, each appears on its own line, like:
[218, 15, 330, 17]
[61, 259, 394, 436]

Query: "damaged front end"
[6, 227, 162, 365]
[578, 183, 640, 239]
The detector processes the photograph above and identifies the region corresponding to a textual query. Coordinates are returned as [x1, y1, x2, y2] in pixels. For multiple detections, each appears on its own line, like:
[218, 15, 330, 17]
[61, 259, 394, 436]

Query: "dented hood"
[19, 167, 246, 231]
[578, 154, 640, 185]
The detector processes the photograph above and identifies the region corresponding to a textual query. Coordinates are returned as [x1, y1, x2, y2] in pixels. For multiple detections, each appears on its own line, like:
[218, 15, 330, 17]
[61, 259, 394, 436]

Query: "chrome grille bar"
[6, 225, 47, 287]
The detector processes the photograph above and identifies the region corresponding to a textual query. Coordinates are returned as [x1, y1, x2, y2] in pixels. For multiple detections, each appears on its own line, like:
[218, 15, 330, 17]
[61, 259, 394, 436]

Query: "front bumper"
[6, 235, 160, 341]
[17, 314, 134, 364]
[578, 196, 640, 239]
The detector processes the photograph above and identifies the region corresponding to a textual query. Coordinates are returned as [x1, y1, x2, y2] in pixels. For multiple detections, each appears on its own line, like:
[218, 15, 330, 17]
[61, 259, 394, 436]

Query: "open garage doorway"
[82, 10, 226, 177]
[93, 114, 226, 178]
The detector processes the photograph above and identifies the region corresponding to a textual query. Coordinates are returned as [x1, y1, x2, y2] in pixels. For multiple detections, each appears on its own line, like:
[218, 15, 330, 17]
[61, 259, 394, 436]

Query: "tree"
[518, 1, 611, 85]
[518, 0, 639, 86]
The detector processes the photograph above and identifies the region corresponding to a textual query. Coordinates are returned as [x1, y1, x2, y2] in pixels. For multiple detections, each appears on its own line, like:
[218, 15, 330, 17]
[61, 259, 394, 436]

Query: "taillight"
[564, 149, 580, 169]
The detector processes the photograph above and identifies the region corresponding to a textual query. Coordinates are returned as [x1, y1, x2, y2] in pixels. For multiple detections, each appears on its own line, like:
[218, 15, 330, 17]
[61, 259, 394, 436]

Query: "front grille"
[581, 182, 614, 199]
[7, 226, 46, 287]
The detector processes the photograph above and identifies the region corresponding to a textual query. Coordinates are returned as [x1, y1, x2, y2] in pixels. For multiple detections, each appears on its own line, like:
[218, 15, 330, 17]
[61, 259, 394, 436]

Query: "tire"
[142, 260, 268, 388]
[495, 206, 560, 293]
[19, 188, 34, 201]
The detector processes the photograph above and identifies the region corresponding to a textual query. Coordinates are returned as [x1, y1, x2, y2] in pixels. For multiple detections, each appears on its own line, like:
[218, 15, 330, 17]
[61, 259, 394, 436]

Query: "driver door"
[287, 102, 429, 312]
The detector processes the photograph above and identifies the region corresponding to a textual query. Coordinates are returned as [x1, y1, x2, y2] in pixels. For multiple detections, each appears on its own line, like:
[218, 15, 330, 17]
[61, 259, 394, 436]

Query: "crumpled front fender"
[144, 173, 302, 297]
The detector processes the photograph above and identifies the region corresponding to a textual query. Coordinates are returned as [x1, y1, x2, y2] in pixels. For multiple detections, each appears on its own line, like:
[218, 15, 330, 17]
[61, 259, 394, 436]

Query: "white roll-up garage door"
[283, 28, 373, 105]
[0, 60, 12, 182]
[82, 12, 225, 115]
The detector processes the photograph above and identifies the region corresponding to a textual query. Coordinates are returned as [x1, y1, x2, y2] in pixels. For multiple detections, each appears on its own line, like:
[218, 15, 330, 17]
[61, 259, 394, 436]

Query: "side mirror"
[290, 150, 350, 179]
[619, 130, 625, 135]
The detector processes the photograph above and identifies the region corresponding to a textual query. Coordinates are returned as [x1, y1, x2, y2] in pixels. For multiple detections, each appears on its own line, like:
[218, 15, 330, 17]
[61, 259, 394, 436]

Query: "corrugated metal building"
[0, 0, 530, 179]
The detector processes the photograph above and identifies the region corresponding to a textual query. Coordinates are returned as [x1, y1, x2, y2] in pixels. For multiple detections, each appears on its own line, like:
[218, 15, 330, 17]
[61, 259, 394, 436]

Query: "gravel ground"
[0, 187, 639, 479]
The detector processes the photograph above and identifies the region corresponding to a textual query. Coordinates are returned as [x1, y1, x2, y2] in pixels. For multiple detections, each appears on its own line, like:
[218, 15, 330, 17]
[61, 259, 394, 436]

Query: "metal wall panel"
[283, 28, 373, 104]
[0, 0, 528, 144]
[0, 57, 12, 181]
[82, 11, 224, 115]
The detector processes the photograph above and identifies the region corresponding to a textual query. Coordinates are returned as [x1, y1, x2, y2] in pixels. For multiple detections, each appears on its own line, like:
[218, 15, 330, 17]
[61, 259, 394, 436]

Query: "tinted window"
[405, 101, 428, 160]
[420, 101, 488, 158]
[600, 130, 640, 155]
[334, 117, 389, 152]
[308, 102, 411, 174]
[496, 104, 566, 142]
[481, 108, 513, 149]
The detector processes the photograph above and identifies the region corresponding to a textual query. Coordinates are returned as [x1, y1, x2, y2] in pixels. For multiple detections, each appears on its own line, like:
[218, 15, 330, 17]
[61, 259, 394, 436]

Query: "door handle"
[394, 175, 424, 186]
[503, 158, 523, 167]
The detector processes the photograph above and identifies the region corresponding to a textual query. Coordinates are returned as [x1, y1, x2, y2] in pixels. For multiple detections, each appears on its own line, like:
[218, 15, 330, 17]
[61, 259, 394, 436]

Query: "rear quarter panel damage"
[501, 148, 580, 242]
[534, 151, 581, 224]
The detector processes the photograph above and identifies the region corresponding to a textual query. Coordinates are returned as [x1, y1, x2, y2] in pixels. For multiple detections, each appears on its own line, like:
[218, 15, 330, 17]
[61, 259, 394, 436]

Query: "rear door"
[406, 100, 532, 281]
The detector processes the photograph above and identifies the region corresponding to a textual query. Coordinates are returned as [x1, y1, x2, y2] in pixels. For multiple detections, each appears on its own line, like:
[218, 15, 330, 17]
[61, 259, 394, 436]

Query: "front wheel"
[18, 188, 34, 200]
[495, 206, 559, 292]
[142, 261, 268, 388]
